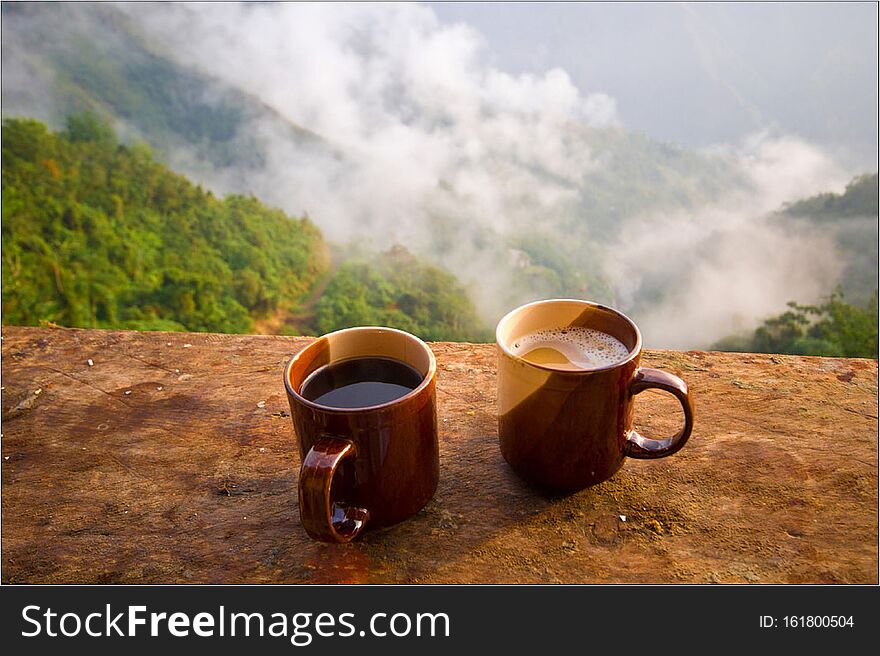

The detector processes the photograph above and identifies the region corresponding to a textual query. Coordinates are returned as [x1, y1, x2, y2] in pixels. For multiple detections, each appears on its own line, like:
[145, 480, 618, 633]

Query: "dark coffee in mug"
[300, 356, 423, 408]
[284, 326, 439, 543]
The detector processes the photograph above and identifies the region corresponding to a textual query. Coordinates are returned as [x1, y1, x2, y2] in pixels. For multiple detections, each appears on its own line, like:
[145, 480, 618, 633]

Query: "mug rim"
[284, 325, 437, 413]
[495, 298, 643, 374]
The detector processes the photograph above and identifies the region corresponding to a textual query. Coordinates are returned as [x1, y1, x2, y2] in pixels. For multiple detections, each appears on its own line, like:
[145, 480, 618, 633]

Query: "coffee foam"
[510, 326, 630, 370]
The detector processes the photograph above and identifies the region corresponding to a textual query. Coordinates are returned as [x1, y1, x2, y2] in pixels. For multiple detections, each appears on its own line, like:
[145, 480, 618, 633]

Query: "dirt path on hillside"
[251, 265, 337, 336]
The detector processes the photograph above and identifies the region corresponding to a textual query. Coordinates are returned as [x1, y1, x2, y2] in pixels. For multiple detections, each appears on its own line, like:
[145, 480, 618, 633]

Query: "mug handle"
[625, 368, 694, 459]
[298, 435, 370, 543]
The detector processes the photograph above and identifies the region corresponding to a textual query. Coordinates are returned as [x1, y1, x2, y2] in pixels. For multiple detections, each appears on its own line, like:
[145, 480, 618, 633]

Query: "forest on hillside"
[1, 116, 487, 341]
[2, 116, 876, 356]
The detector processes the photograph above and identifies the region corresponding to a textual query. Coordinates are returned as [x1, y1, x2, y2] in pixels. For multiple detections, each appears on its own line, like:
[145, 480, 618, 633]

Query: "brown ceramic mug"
[284, 326, 439, 543]
[496, 299, 694, 490]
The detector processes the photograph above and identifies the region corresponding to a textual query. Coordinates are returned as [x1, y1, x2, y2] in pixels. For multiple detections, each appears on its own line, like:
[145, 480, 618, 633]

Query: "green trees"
[2, 116, 326, 333]
[782, 174, 879, 221]
[714, 291, 878, 358]
[315, 246, 490, 342]
[63, 111, 116, 147]
[2, 116, 488, 341]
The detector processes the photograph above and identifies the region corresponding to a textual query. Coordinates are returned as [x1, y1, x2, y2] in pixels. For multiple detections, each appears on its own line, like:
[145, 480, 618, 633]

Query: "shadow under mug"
[496, 299, 694, 490]
[284, 326, 439, 543]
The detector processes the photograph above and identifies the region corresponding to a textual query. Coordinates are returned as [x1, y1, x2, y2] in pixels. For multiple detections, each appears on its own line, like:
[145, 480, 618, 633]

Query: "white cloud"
[603, 134, 851, 348]
[120, 3, 859, 347]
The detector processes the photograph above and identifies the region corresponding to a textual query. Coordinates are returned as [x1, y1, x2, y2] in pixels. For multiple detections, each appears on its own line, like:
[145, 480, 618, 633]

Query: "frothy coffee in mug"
[510, 326, 629, 371]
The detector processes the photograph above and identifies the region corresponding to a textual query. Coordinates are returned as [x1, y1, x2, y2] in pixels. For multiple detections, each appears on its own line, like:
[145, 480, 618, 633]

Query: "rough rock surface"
[2, 327, 877, 583]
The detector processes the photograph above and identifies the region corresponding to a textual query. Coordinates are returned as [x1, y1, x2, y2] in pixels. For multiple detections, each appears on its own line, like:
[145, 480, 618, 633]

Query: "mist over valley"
[2, 2, 876, 354]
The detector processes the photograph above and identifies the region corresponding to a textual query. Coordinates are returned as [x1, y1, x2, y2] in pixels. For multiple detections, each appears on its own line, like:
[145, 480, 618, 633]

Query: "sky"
[431, 1, 879, 169]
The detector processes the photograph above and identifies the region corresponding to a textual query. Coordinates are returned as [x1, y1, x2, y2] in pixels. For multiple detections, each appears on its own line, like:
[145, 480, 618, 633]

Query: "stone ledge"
[1, 326, 877, 583]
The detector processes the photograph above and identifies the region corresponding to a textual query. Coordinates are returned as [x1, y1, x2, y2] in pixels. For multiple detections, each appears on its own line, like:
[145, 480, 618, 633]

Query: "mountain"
[1, 116, 326, 332]
[782, 173, 879, 220]
[1, 116, 487, 341]
[1, 2, 750, 326]
[6, 2, 870, 352]
[712, 174, 878, 357]
[780, 173, 879, 305]
[1, 2, 327, 170]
